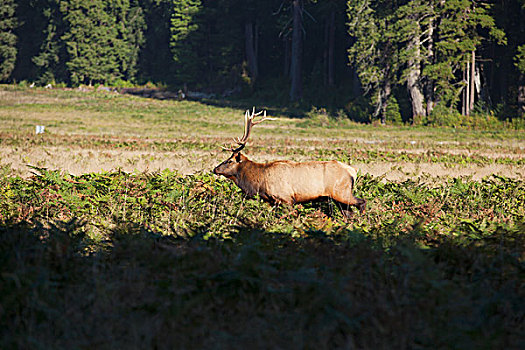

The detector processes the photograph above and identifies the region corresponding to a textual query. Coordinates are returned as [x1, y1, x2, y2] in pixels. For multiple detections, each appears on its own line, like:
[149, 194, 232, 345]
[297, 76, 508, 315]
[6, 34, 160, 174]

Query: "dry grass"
[2, 145, 522, 181]
[1, 85, 524, 181]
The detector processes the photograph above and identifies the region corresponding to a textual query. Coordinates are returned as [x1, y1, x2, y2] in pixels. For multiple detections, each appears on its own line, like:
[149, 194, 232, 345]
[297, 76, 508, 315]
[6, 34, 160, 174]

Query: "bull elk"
[213, 108, 366, 218]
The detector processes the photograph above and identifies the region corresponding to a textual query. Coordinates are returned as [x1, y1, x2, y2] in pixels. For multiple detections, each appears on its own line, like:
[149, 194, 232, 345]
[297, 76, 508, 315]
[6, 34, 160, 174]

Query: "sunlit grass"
[2, 85, 524, 142]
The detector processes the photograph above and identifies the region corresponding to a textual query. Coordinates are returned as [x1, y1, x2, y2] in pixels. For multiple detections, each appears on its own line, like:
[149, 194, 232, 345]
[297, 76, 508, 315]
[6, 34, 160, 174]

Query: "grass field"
[1, 85, 524, 348]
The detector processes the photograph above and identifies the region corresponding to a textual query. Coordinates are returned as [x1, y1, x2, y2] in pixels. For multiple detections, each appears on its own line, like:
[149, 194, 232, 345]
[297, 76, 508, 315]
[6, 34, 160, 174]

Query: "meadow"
[1, 85, 524, 348]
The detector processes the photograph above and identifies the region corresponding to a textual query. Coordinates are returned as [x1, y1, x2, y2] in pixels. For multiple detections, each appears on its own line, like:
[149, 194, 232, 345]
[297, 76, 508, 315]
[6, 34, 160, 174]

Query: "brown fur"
[213, 152, 366, 217]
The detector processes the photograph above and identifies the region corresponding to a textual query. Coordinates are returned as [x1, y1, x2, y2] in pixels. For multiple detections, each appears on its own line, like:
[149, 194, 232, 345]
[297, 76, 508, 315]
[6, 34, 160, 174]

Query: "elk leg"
[338, 206, 354, 219]
[332, 200, 356, 219]
[332, 189, 366, 216]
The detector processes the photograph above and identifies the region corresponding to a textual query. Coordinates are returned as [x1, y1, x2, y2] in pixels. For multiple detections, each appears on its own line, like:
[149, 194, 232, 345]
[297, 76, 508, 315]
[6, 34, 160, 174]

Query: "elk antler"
[225, 107, 275, 153]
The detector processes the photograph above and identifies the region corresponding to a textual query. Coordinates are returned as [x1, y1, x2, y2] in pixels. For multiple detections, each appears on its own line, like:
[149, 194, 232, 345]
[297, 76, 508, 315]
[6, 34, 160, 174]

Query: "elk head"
[213, 107, 273, 177]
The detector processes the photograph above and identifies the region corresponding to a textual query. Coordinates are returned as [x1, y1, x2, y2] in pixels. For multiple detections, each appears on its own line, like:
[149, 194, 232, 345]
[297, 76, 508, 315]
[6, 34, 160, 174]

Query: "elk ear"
[235, 152, 242, 162]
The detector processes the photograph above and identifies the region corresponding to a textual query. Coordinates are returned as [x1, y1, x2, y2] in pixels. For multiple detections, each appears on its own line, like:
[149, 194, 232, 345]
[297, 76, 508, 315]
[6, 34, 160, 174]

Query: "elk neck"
[234, 156, 267, 196]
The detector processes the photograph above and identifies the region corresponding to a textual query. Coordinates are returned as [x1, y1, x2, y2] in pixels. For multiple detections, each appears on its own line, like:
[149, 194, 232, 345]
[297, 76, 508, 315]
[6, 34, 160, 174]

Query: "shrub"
[385, 96, 402, 125]
[344, 96, 371, 123]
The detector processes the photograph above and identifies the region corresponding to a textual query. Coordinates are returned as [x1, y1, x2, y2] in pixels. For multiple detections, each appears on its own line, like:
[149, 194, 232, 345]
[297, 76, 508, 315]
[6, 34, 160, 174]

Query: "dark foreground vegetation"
[1, 168, 523, 348]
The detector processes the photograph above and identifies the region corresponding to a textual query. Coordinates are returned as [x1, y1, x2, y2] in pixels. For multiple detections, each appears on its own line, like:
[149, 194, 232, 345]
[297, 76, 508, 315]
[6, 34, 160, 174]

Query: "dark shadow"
[1, 218, 523, 349]
[119, 87, 313, 119]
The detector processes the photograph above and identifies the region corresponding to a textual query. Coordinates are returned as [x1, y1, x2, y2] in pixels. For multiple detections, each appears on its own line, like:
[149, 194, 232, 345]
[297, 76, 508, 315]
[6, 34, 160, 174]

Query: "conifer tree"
[170, 0, 204, 85]
[3, 0, 524, 118]
[60, 0, 116, 84]
[516, 44, 525, 114]
[517, 45, 525, 76]
[170, 0, 249, 89]
[32, 1, 65, 84]
[111, 0, 146, 81]
[394, 0, 436, 119]
[59, 0, 145, 85]
[289, 0, 303, 101]
[347, 0, 397, 123]
[424, 0, 505, 111]
[348, 0, 505, 120]
[139, 0, 175, 83]
[243, 0, 260, 84]
[0, 0, 17, 81]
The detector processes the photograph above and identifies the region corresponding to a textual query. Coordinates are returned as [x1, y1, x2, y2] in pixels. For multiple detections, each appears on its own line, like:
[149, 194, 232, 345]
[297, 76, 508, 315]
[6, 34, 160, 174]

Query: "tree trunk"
[290, 0, 302, 101]
[518, 73, 525, 115]
[323, 16, 328, 86]
[374, 82, 391, 125]
[520, 6, 525, 115]
[465, 61, 470, 116]
[469, 50, 475, 112]
[327, 9, 335, 87]
[380, 83, 391, 125]
[283, 38, 290, 77]
[425, 8, 435, 116]
[406, 33, 426, 119]
[245, 21, 258, 83]
[352, 69, 360, 97]
[462, 66, 467, 116]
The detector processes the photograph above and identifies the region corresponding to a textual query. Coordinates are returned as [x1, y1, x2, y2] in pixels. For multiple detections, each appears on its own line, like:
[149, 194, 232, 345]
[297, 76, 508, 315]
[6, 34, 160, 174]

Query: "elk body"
[213, 108, 366, 218]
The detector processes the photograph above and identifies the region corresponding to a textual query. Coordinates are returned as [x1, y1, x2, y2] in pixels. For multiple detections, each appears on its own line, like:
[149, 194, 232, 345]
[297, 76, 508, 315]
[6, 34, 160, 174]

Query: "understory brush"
[0, 169, 524, 348]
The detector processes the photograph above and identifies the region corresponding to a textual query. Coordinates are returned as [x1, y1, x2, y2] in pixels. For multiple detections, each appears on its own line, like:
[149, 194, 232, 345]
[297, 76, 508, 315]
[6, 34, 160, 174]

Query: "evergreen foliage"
[139, 0, 175, 83]
[170, 0, 204, 84]
[516, 45, 525, 74]
[0, 0, 18, 81]
[60, 0, 145, 85]
[427, 0, 505, 108]
[31, 1, 64, 84]
[170, 0, 247, 89]
[347, 0, 397, 123]
[348, 0, 507, 122]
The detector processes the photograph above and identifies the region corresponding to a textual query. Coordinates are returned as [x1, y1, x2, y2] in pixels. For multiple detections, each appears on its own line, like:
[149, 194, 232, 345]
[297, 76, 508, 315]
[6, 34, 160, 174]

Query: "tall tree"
[111, 0, 146, 81]
[424, 0, 505, 112]
[206, 0, 246, 89]
[61, 0, 117, 84]
[241, 0, 269, 85]
[170, 0, 204, 85]
[394, 0, 436, 119]
[0, 0, 17, 81]
[4, 0, 525, 119]
[347, 0, 397, 123]
[325, 9, 336, 86]
[59, 0, 145, 85]
[317, 0, 345, 87]
[349, 0, 505, 120]
[516, 44, 525, 114]
[32, 1, 65, 84]
[290, 0, 303, 101]
[11, 0, 56, 82]
[171, 0, 248, 89]
[138, 0, 175, 83]
[244, 15, 258, 84]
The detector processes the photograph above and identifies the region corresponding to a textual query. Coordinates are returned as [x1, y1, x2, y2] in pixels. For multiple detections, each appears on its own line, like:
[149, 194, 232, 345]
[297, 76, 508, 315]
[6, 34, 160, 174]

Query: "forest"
[1, 0, 525, 124]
